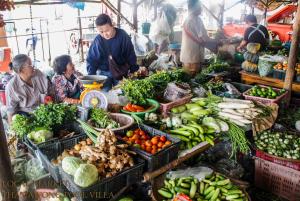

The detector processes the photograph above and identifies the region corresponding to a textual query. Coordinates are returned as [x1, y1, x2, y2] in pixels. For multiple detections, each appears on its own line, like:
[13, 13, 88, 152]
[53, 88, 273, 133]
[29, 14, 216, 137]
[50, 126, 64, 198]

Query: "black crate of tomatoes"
[117, 124, 181, 171]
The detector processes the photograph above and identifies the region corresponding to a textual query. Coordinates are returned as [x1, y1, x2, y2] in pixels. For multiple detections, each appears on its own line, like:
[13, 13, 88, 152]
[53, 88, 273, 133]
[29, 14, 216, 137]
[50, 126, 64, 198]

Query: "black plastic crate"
[25, 122, 85, 154]
[273, 69, 286, 80]
[116, 124, 181, 172]
[37, 134, 87, 183]
[59, 158, 144, 201]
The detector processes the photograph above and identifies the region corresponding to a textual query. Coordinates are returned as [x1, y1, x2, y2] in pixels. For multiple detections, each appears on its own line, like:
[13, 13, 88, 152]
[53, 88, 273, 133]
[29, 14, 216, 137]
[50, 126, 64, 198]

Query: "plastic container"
[243, 85, 288, 105]
[256, 149, 300, 171]
[36, 134, 87, 183]
[273, 69, 286, 80]
[88, 113, 134, 132]
[159, 94, 192, 115]
[59, 158, 144, 201]
[25, 122, 85, 154]
[117, 124, 181, 171]
[255, 157, 300, 201]
[121, 99, 160, 118]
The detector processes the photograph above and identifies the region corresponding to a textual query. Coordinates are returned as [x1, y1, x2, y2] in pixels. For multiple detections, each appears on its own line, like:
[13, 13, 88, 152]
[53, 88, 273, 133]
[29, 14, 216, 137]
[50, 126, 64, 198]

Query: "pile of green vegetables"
[120, 69, 188, 105]
[158, 173, 248, 201]
[11, 103, 77, 143]
[255, 130, 300, 159]
[90, 108, 120, 129]
[195, 60, 229, 84]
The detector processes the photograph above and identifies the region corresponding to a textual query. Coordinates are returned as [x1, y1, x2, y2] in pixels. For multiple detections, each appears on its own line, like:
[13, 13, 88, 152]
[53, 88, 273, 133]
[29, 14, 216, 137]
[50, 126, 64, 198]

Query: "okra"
[205, 189, 216, 199]
[216, 179, 230, 186]
[204, 186, 215, 195]
[158, 189, 173, 199]
[210, 188, 220, 201]
[180, 182, 191, 188]
[190, 182, 197, 198]
[227, 189, 243, 195]
[203, 179, 212, 184]
[220, 187, 228, 193]
[199, 181, 205, 194]
[174, 186, 190, 195]
[225, 194, 240, 200]
[164, 180, 171, 189]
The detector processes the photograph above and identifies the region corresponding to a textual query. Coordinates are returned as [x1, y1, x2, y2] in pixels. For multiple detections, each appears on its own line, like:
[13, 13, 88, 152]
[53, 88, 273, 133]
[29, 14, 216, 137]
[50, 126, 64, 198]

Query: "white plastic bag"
[167, 166, 213, 181]
[149, 11, 171, 44]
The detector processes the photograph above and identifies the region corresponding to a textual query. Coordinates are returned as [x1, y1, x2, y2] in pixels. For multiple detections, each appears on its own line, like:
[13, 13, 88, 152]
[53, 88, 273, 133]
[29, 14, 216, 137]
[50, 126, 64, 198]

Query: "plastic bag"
[149, 11, 171, 44]
[132, 33, 149, 56]
[193, 86, 207, 97]
[25, 158, 46, 181]
[224, 83, 241, 96]
[148, 55, 170, 71]
[164, 82, 191, 102]
[167, 166, 213, 181]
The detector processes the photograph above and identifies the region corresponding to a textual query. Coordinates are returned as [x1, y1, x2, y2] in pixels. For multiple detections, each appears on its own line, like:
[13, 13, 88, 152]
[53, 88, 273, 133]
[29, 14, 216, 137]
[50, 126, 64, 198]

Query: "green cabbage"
[62, 157, 83, 176]
[74, 164, 98, 188]
[27, 127, 53, 144]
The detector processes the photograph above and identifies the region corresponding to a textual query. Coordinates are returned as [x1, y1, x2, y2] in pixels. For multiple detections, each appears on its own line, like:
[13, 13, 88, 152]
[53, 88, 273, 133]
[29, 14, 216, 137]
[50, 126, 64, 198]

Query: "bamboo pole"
[284, 0, 300, 105]
[0, 115, 18, 201]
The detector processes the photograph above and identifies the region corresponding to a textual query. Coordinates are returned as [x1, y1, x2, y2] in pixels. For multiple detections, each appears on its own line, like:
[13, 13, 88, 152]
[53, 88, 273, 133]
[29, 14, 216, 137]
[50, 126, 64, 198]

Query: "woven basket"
[88, 113, 134, 132]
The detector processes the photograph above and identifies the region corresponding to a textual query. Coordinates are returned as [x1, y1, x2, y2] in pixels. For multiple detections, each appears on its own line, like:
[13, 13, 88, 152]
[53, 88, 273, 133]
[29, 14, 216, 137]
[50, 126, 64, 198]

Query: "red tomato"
[135, 139, 142, 145]
[157, 141, 164, 148]
[145, 140, 152, 147]
[160, 136, 167, 143]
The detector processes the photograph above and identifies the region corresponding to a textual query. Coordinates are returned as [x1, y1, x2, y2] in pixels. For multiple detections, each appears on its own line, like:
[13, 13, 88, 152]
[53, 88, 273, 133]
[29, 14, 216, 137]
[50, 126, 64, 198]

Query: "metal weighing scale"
[77, 75, 108, 121]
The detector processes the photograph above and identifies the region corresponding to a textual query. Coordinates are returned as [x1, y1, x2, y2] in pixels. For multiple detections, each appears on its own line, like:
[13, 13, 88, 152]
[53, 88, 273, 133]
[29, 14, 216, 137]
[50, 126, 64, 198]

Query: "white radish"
[229, 119, 246, 127]
[218, 112, 244, 120]
[223, 98, 253, 104]
[237, 118, 252, 124]
[218, 102, 252, 109]
[222, 109, 244, 116]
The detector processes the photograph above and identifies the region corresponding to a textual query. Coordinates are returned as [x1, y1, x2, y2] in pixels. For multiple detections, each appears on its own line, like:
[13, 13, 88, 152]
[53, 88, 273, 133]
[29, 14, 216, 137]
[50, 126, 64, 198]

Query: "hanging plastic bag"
[149, 11, 171, 45]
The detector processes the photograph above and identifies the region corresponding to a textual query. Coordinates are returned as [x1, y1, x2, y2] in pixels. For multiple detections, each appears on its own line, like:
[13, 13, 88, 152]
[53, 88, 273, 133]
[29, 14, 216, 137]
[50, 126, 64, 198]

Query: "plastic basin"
[121, 99, 160, 118]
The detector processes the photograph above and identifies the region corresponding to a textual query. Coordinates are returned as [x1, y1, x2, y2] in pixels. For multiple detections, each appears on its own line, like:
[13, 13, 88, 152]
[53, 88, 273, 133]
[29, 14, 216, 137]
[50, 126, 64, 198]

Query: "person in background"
[237, 14, 269, 51]
[157, 3, 177, 54]
[180, 0, 219, 76]
[52, 55, 84, 104]
[86, 14, 146, 92]
[26, 28, 38, 56]
[5, 54, 52, 123]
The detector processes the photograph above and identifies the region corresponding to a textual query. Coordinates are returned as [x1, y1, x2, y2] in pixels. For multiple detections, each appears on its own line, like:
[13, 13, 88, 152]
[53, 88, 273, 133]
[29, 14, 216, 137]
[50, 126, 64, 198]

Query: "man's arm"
[237, 40, 248, 51]
[86, 39, 101, 75]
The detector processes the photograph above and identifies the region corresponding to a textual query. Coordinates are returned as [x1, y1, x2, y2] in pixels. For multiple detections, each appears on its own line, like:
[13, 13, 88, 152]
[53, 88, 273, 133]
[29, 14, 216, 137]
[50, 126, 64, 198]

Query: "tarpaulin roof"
[246, 0, 297, 11]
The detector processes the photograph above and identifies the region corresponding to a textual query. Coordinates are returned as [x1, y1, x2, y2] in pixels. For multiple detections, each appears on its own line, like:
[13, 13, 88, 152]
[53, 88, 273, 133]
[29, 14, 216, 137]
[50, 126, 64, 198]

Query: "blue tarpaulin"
[64, 0, 85, 10]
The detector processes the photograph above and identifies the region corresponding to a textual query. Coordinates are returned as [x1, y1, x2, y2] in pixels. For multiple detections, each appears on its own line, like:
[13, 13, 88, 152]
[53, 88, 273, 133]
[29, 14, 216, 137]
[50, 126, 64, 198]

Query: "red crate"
[159, 94, 192, 115]
[256, 149, 300, 171]
[255, 158, 300, 201]
[243, 85, 288, 105]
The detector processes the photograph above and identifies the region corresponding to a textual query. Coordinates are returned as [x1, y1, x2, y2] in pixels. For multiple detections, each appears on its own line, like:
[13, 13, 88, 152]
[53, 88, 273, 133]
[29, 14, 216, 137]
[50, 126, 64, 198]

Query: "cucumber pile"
[158, 173, 248, 201]
[255, 130, 300, 159]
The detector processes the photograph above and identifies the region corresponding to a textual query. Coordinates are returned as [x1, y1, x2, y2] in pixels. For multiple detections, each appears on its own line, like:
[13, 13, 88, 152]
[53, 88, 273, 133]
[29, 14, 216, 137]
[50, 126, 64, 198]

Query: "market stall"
[1, 1, 300, 201]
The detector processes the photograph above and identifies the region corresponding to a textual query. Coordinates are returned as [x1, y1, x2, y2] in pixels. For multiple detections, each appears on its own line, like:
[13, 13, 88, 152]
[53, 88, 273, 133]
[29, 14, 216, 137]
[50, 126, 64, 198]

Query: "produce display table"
[143, 141, 215, 181]
[240, 70, 300, 93]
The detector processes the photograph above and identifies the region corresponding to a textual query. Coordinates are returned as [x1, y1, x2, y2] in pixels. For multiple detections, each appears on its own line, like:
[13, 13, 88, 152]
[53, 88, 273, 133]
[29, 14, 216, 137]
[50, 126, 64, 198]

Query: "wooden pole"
[77, 8, 84, 62]
[284, 0, 300, 105]
[0, 115, 18, 201]
[117, 0, 121, 28]
[133, 0, 138, 31]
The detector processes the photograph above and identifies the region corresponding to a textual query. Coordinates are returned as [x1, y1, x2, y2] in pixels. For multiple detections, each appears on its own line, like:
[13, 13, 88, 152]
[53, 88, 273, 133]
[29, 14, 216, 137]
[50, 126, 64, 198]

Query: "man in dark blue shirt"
[86, 14, 140, 91]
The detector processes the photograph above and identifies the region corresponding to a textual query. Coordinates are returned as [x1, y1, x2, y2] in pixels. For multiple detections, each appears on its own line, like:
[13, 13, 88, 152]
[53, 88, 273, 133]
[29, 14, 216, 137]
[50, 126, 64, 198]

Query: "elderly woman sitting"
[5, 54, 52, 123]
[52, 55, 84, 104]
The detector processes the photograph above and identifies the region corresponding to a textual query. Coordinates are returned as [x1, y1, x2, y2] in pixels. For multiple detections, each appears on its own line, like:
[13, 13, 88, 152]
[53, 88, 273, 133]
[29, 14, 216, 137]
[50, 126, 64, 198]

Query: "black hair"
[11, 54, 30, 73]
[53, 55, 72, 75]
[188, 0, 200, 11]
[95, 14, 112, 27]
[245, 15, 257, 23]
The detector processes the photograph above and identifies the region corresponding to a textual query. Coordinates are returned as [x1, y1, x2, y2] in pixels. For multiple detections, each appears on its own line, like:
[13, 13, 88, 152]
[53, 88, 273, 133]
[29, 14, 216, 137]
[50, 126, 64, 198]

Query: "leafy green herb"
[33, 103, 77, 130]
[90, 108, 119, 129]
[11, 114, 34, 138]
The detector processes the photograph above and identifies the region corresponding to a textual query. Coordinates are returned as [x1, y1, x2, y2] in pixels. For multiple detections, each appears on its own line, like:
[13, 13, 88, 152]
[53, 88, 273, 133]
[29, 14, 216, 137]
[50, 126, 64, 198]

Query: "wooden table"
[240, 70, 300, 93]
